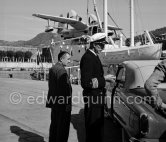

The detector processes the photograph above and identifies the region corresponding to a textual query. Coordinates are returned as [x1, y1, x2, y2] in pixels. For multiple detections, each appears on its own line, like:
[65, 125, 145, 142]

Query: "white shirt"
[89, 49, 97, 56]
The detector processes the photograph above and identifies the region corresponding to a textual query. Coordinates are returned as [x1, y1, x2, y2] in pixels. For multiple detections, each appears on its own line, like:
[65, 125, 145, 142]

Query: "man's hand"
[104, 74, 115, 83]
[161, 102, 166, 109]
[157, 102, 166, 115]
[155, 97, 166, 115]
[92, 78, 98, 88]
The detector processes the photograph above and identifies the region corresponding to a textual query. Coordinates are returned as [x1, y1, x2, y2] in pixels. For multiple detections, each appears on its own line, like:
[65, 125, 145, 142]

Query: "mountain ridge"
[0, 32, 61, 47]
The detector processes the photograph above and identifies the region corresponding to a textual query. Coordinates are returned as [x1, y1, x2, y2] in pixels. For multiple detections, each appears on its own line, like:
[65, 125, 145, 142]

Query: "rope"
[107, 12, 127, 39]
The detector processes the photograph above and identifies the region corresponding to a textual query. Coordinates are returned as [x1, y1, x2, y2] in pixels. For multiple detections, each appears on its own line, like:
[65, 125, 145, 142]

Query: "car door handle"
[120, 100, 130, 110]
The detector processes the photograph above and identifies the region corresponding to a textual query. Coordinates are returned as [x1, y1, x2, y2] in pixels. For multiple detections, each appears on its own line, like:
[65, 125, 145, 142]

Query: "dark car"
[107, 60, 166, 142]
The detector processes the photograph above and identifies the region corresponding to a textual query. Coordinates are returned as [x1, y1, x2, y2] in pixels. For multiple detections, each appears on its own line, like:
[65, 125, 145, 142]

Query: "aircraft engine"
[89, 14, 98, 25]
[70, 10, 78, 19]
[45, 26, 54, 32]
[57, 14, 65, 33]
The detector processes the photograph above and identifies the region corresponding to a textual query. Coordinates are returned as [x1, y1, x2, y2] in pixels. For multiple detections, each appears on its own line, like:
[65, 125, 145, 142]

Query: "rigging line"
[87, 0, 89, 24]
[107, 12, 127, 39]
[149, 31, 157, 43]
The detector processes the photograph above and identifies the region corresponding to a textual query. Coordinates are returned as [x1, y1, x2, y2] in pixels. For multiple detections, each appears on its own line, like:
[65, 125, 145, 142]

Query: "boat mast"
[130, 0, 134, 46]
[103, 0, 108, 38]
[93, 0, 102, 31]
[103, 0, 115, 46]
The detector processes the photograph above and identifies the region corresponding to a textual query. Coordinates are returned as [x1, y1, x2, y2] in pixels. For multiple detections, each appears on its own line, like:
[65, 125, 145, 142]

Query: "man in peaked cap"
[80, 33, 110, 142]
[89, 32, 108, 52]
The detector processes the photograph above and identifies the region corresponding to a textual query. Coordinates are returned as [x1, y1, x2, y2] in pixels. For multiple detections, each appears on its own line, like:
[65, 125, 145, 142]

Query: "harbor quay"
[0, 78, 122, 142]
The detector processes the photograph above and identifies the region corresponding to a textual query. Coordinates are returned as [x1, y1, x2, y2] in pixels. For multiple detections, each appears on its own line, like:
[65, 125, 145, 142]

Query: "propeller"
[45, 26, 54, 32]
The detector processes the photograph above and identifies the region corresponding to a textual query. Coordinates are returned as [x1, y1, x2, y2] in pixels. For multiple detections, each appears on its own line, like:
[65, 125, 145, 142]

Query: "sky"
[0, 0, 166, 41]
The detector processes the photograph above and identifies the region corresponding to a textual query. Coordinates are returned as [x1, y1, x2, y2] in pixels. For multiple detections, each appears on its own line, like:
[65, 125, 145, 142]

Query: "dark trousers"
[49, 108, 71, 142]
[84, 105, 104, 142]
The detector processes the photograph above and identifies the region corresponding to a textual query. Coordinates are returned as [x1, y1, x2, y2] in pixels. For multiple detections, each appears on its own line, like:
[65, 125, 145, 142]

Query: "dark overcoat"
[46, 62, 72, 110]
[80, 49, 106, 107]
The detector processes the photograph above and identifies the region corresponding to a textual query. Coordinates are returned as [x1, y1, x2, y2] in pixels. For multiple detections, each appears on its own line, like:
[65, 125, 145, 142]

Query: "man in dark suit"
[80, 33, 110, 142]
[46, 51, 72, 142]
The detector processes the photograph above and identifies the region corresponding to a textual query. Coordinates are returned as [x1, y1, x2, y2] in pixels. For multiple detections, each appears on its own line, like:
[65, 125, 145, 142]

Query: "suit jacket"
[46, 62, 72, 110]
[80, 49, 106, 106]
[145, 59, 166, 108]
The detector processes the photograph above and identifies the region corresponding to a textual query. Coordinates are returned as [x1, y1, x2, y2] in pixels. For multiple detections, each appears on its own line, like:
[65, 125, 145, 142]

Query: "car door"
[113, 67, 132, 130]
[113, 66, 140, 137]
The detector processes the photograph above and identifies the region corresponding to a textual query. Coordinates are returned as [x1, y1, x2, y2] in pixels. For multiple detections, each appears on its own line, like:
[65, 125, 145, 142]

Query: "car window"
[139, 66, 155, 83]
[117, 67, 126, 87]
[126, 65, 166, 89]
[158, 83, 166, 88]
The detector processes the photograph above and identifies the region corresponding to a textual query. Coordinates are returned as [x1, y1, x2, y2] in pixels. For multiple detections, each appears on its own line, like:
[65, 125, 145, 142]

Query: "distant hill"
[25, 32, 61, 47]
[151, 27, 166, 37]
[0, 32, 61, 47]
[134, 27, 166, 41]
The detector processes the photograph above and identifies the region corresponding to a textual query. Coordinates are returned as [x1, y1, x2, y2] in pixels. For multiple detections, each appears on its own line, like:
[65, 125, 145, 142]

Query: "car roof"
[122, 60, 161, 89]
[122, 60, 161, 68]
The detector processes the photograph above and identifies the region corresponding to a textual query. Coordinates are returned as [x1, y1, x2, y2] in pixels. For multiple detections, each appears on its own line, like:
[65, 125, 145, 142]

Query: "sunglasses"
[95, 41, 108, 45]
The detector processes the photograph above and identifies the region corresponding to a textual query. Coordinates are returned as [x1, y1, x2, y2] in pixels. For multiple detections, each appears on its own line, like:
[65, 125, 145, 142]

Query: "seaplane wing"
[32, 13, 88, 31]
[107, 25, 122, 30]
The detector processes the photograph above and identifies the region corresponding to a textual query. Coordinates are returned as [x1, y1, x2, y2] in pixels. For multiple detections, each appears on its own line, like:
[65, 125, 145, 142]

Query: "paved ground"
[0, 78, 122, 142]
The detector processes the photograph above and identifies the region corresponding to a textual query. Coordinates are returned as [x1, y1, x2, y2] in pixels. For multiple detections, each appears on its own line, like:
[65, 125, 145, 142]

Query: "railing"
[0, 62, 52, 69]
